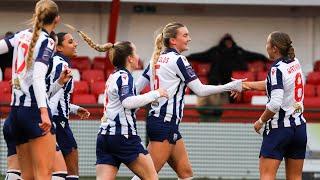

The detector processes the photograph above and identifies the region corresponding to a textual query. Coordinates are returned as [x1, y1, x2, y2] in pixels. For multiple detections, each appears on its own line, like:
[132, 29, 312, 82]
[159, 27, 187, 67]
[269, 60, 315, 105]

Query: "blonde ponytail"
[26, 10, 45, 69]
[26, 0, 58, 69]
[151, 33, 163, 84]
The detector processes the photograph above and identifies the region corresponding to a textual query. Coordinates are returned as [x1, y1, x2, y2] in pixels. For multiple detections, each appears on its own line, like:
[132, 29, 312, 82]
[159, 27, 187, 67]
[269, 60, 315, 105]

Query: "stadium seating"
[90, 81, 105, 97]
[0, 93, 11, 113]
[256, 71, 268, 81]
[82, 70, 105, 84]
[73, 94, 96, 104]
[92, 57, 108, 71]
[304, 84, 316, 97]
[304, 97, 320, 107]
[306, 72, 320, 85]
[196, 63, 211, 76]
[242, 90, 266, 103]
[220, 104, 264, 123]
[73, 81, 89, 94]
[0, 81, 11, 94]
[4, 67, 12, 81]
[198, 76, 209, 84]
[231, 71, 255, 81]
[247, 60, 265, 73]
[71, 56, 91, 71]
[317, 85, 320, 96]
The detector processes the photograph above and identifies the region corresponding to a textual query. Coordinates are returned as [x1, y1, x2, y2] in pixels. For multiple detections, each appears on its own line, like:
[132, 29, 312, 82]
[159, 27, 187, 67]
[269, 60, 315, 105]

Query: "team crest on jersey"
[121, 85, 130, 95]
[60, 121, 65, 128]
[270, 67, 278, 85]
[48, 38, 55, 49]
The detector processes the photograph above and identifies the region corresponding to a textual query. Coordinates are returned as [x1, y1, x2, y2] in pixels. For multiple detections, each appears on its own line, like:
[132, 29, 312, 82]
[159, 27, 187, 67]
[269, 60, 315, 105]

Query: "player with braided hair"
[66, 26, 167, 179]
[131, 22, 243, 180]
[0, 1, 71, 179]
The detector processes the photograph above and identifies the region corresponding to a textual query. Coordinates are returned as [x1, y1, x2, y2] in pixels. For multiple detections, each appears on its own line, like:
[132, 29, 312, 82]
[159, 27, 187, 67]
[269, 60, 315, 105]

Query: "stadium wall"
[0, 2, 320, 73]
[0, 119, 286, 179]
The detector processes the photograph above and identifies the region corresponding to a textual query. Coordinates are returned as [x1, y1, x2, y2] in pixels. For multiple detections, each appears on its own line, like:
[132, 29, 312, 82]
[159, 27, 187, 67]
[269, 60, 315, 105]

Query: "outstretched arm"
[187, 78, 243, 97]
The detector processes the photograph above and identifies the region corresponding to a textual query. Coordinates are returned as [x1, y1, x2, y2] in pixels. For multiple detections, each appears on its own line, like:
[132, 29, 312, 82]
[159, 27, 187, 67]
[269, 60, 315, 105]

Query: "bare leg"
[96, 164, 118, 180]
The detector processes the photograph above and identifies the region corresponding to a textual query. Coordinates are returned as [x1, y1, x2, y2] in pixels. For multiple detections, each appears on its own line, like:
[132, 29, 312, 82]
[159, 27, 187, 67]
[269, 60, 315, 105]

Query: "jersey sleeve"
[116, 73, 135, 102]
[270, 67, 284, 90]
[175, 56, 198, 84]
[0, 34, 15, 54]
[35, 38, 55, 65]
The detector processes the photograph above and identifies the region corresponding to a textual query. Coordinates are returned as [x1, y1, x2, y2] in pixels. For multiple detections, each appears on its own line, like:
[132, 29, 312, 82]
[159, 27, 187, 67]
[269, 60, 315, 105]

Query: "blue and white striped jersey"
[100, 68, 138, 136]
[46, 52, 74, 118]
[142, 48, 198, 124]
[265, 57, 306, 129]
[4, 29, 55, 107]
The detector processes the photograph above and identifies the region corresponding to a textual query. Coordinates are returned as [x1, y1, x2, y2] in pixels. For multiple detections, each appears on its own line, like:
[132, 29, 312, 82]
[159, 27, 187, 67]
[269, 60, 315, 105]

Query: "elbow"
[266, 101, 281, 113]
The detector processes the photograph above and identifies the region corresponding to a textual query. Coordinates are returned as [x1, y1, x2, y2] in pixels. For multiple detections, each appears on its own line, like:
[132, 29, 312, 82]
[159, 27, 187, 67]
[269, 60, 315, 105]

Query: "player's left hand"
[77, 107, 90, 119]
[229, 78, 247, 92]
[254, 119, 264, 134]
[58, 66, 72, 85]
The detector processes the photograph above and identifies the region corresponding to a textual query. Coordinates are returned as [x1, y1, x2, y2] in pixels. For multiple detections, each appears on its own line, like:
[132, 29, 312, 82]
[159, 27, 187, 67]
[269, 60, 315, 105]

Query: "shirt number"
[294, 72, 303, 102]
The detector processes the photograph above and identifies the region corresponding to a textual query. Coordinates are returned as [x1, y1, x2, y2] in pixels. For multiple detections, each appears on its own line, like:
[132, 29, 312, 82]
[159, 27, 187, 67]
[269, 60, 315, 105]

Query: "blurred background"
[1, 0, 320, 179]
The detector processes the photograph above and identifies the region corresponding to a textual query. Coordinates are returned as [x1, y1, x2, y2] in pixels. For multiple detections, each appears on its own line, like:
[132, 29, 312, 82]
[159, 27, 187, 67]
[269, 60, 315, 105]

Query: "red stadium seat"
[92, 57, 107, 71]
[82, 70, 105, 84]
[72, 94, 102, 118]
[304, 84, 316, 97]
[90, 81, 106, 97]
[199, 76, 209, 84]
[71, 56, 91, 71]
[73, 81, 89, 94]
[4, 67, 12, 81]
[317, 85, 320, 97]
[306, 72, 320, 85]
[314, 60, 320, 72]
[248, 61, 265, 73]
[304, 97, 320, 107]
[256, 71, 268, 81]
[0, 81, 11, 94]
[220, 104, 264, 123]
[242, 90, 266, 103]
[105, 68, 114, 79]
[232, 71, 255, 81]
[183, 105, 200, 123]
[196, 63, 211, 76]
[72, 94, 96, 104]
[0, 93, 11, 113]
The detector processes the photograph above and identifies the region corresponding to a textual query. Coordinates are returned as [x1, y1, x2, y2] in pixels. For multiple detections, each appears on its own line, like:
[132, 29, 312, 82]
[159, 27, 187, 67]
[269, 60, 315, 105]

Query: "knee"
[177, 168, 193, 179]
[260, 174, 276, 180]
[21, 172, 34, 180]
[143, 172, 158, 180]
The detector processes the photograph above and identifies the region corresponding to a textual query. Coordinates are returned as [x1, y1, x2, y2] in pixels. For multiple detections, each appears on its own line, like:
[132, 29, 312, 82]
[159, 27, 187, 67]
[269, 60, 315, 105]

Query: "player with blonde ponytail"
[0, 1, 71, 179]
[70, 28, 167, 179]
[131, 22, 244, 179]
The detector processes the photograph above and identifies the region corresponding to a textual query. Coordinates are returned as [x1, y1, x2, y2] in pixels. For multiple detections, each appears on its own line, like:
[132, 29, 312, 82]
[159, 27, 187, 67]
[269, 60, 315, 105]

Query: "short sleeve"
[4, 34, 16, 49]
[35, 38, 55, 65]
[116, 73, 135, 102]
[175, 56, 198, 84]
